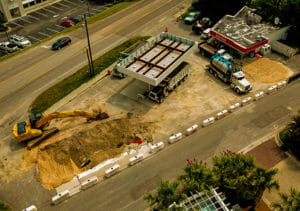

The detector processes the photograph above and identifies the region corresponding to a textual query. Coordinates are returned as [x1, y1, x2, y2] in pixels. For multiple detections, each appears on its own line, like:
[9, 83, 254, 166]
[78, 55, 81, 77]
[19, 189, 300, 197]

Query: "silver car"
[0, 42, 19, 53]
[9, 34, 31, 48]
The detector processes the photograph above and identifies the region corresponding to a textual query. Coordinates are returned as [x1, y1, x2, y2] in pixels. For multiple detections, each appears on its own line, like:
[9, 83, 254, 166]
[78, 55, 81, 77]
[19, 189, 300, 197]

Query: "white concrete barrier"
[229, 103, 240, 112]
[51, 190, 70, 205]
[23, 205, 37, 211]
[105, 164, 120, 178]
[168, 132, 183, 144]
[81, 176, 98, 190]
[129, 153, 144, 166]
[186, 124, 198, 135]
[241, 97, 253, 106]
[77, 159, 114, 182]
[254, 91, 265, 101]
[216, 110, 229, 120]
[150, 142, 165, 153]
[277, 80, 287, 88]
[202, 117, 215, 127]
[268, 85, 278, 94]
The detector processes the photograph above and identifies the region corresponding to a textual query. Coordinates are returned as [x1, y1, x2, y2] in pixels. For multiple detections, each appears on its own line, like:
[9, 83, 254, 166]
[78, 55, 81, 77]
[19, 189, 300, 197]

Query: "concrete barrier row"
[229, 103, 241, 112]
[23, 205, 37, 211]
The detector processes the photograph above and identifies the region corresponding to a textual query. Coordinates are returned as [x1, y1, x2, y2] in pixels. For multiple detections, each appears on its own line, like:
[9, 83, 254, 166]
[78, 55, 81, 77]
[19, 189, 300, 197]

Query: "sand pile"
[243, 58, 292, 84]
[24, 113, 157, 189]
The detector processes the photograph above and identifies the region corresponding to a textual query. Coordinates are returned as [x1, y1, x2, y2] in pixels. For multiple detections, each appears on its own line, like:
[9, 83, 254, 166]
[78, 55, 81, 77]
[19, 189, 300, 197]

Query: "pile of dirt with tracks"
[24, 113, 157, 189]
[243, 58, 293, 84]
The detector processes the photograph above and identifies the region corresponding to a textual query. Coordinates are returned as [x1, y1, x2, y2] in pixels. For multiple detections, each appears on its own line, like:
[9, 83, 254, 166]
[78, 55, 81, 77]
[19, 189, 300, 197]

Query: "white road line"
[42, 8, 56, 14]
[38, 32, 50, 37]
[64, 0, 77, 5]
[34, 11, 48, 17]
[20, 18, 32, 24]
[57, 2, 70, 8]
[11, 21, 23, 27]
[49, 5, 64, 11]
[27, 15, 39, 20]
[92, 8, 101, 12]
[55, 24, 65, 29]
[46, 28, 59, 33]
[28, 35, 41, 41]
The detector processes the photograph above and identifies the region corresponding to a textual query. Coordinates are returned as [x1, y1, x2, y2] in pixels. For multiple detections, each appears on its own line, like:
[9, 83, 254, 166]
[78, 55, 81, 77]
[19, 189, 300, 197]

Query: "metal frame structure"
[169, 188, 231, 211]
[117, 33, 197, 86]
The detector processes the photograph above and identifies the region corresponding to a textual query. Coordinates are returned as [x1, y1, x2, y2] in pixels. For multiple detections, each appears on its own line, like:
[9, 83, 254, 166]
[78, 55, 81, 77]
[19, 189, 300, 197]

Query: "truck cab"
[230, 71, 252, 94]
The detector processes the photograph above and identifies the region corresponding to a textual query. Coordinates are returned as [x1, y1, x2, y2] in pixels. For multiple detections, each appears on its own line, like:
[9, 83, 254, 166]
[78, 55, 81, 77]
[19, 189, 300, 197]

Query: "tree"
[144, 180, 185, 210]
[0, 201, 11, 211]
[212, 151, 279, 208]
[287, 111, 300, 141]
[178, 160, 216, 195]
[272, 188, 300, 210]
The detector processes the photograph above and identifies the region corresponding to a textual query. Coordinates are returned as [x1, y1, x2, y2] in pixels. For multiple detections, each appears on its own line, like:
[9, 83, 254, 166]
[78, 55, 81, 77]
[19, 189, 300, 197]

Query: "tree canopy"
[272, 188, 300, 210]
[145, 151, 279, 210]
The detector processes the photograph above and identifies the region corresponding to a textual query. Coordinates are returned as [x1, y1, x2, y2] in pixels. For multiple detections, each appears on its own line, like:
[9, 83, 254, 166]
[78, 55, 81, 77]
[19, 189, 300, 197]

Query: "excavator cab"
[29, 113, 43, 128]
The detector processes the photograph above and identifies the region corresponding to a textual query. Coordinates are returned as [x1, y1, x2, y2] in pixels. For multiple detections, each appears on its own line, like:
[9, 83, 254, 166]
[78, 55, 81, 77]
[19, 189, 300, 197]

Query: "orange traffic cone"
[165, 26, 168, 32]
[176, 17, 180, 22]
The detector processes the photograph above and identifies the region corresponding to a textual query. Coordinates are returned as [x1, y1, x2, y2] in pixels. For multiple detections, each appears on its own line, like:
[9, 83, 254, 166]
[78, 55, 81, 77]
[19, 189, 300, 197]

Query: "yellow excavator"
[13, 109, 109, 149]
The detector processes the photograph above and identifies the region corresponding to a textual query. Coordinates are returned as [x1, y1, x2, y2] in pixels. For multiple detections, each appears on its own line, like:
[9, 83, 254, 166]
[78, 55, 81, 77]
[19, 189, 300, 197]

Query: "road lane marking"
[11, 21, 23, 27]
[28, 35, 41, 41]
[49, 5, 64, 11]
[42, 8, 56, 14]
[0, 0, 173, 97]
[47, 28, 59, 33]
[55, 24, 65, 29]
[27, 15, 39, 20]
[20, 18, 32, 24]
[34, 11, 48, 17]
[38, 32, 51, 37]
[57, 2, 70, 8]
[64, 0, 77, 5]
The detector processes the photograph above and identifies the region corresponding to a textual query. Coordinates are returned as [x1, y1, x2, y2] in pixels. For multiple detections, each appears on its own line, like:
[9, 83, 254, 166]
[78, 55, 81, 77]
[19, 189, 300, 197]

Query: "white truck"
[144, 62, 190, 103]
[207, 53, 252, 94]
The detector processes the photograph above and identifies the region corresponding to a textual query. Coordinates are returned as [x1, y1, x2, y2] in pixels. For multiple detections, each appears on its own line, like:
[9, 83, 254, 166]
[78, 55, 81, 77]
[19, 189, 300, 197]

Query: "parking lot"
[0, 0, 116, 57]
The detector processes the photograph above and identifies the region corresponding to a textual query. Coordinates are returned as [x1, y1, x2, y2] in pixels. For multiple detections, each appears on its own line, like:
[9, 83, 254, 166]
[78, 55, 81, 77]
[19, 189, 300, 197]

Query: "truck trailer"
[207, 53, 252, 94]
[145, 62, 190, 103]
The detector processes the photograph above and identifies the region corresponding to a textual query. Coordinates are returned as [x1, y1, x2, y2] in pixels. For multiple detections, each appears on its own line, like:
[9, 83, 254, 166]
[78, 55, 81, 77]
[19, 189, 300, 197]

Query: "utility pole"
[84, 14, 94, 76]
[85, 48, 92, 77]
[86, 0, 91, 17]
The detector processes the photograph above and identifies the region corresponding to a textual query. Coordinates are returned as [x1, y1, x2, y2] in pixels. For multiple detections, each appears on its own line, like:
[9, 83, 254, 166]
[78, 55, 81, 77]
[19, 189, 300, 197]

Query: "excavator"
[13, 109, 109, 149]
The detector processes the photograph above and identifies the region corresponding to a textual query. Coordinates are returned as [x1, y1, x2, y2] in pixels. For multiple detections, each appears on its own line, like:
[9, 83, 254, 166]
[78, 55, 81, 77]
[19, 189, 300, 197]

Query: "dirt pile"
[24, 113, 157, 189]
[243, 58, 293, 84]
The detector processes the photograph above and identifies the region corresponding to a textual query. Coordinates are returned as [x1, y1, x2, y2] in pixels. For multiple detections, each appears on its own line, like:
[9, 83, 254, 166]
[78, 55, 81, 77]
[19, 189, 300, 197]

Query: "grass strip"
[0, 0, 140, 63]
[30, 36, 150, 114]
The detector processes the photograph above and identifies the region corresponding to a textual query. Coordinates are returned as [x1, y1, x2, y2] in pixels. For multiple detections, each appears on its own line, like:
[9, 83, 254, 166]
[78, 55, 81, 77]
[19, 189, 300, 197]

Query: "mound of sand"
[24, 113, 157, 189]
[243, 58, 292, 84]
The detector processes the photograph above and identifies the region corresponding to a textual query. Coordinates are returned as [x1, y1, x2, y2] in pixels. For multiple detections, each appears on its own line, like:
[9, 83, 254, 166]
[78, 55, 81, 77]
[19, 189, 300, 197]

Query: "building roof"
[117, 33, 197, 86]
[210, 6, 278, 54]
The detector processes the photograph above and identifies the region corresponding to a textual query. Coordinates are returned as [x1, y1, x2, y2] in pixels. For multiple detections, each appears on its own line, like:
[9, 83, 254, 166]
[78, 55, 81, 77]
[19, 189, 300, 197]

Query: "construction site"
[0, 3, 299, 209]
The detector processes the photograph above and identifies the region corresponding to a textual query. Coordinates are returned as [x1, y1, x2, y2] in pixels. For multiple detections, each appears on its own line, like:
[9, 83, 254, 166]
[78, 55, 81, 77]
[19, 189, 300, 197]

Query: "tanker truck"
[206, 53, 252, 94]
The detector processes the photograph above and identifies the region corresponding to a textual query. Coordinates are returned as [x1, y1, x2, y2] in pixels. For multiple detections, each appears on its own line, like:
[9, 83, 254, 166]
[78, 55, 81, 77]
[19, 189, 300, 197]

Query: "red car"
[61, 19, 74, 27]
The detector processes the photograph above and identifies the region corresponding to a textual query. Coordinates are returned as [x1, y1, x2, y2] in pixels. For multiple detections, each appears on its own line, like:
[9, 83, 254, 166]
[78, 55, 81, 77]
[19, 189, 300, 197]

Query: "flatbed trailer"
[198, 41, 218, 57]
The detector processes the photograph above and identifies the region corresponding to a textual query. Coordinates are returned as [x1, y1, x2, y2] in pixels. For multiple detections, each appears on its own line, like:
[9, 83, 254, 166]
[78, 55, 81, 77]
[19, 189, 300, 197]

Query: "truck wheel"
[209, 69, 213, 74]
[214, 73, 218, 78]
[234, 88, 241, 94]
[201, 50, 205, 56]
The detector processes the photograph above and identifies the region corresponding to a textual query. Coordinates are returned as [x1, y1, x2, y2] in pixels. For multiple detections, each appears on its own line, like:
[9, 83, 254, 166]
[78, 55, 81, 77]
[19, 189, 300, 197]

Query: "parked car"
[70, 15, 83, 24]
[192, 17, 212, 34]
[51, 37, 71, 50]
[184, 12, 201, 24]
[9, 34, 31, 48]
[61, 19, 74, 27]
[0, 42, 19, 53]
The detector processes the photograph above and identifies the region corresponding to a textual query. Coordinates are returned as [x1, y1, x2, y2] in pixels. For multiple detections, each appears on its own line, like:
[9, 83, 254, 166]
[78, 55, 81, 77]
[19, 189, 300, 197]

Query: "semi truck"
[206, 53, 252, 94]
[144, 62, 190, 103]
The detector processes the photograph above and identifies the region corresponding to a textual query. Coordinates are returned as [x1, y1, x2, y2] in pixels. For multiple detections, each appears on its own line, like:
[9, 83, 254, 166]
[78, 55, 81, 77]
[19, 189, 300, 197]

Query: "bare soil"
[243, 58, 293, 84]
[23, 113, 157, 189]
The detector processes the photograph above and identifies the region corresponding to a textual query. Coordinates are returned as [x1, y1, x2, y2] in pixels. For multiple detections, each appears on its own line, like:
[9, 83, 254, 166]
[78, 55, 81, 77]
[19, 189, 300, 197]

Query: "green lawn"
[30, 36, 150, 114]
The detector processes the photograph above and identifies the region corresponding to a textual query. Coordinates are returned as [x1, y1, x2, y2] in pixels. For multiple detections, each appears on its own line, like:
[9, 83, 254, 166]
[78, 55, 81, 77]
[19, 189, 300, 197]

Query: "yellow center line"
[0, 0, 174, 101]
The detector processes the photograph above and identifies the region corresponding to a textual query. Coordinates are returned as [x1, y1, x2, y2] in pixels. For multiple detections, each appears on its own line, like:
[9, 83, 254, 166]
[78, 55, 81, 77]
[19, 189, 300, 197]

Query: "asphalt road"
[45, 81, 299, 211]
[0, 0, 188, 139]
